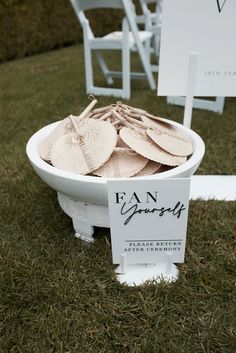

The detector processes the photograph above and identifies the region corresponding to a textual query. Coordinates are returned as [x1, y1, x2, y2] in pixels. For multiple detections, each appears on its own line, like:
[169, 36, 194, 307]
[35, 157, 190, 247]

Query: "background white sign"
[158, 0, 236, 96]
[107, 178, 191, 265]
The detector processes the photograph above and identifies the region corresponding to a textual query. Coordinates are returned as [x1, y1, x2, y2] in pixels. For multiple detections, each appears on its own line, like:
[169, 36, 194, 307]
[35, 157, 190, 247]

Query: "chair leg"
[144, 37, 152, 65]
[150, 33, 160, 73]
[122, 18, 131, 99]
[122, 50, 131, 99]
[84, 40, 94, 94]
[95, 51, 114, 85]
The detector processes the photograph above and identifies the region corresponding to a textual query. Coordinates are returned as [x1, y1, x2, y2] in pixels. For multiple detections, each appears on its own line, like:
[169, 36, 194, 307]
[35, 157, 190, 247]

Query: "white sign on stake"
[158, 0, 236, 96]
[107, 178, 191, 265]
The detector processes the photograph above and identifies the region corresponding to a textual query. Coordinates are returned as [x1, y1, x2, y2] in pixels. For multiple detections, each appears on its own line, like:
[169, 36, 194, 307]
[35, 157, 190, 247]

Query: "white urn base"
[57, 192, 110, 243]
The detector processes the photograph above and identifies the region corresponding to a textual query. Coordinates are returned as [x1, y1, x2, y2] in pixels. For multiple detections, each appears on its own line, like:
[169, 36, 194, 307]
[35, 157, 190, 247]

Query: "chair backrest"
[70, 0, 138, 38]
[70, 0, 124, 12]
[70, 0, 134, 42]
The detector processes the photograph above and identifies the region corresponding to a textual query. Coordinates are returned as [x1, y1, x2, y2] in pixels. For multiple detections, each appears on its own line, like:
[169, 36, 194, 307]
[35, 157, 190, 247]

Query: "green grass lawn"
[0, 45, 235, 353]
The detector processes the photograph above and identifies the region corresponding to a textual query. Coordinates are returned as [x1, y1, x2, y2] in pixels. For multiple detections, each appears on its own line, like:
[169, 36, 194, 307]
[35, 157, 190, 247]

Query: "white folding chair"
[137, 0, 163, 72]
[69, 0, 156, 99]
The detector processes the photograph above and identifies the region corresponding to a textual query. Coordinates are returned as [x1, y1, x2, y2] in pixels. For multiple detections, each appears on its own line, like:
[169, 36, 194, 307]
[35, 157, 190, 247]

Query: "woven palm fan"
[39, 98, 98, 161]
[119, 126, 186, 166]
[133, 160, 162, 177]
[51, 119, 117, 175]
[93, 147, 148, 178]
[141, 115, 183, 138]
[38, 115, 77, 162]
[147, 128, 193, 157]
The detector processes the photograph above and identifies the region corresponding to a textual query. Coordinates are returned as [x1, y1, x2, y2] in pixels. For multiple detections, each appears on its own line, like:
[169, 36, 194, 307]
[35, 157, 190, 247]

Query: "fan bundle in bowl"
[39, 98, 194, 178]
[27, 98, 204, 242]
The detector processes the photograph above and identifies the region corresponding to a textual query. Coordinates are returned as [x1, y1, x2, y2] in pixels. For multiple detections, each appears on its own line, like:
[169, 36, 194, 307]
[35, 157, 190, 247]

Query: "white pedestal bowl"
[26, 119, 205, 242]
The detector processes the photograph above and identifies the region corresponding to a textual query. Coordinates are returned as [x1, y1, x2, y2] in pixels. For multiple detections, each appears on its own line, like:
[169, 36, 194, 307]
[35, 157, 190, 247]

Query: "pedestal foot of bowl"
[73, 219, 94, 243]
[57, 192, 110, 243]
